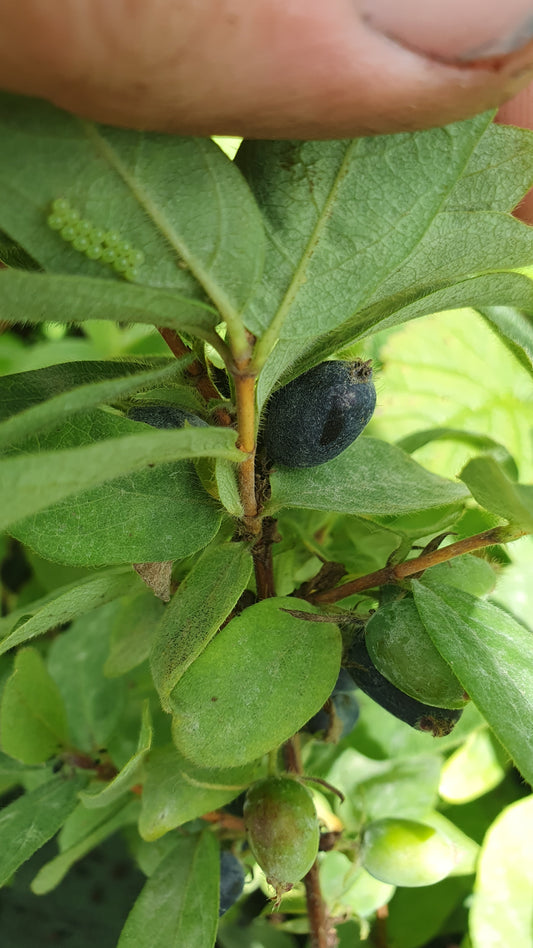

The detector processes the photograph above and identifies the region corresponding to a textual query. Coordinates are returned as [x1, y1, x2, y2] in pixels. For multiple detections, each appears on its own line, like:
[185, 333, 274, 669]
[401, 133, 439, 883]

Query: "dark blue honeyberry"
[304, 668, 359, 739]
[127, 405, 208, 429]
[219, 850, 245, 916]
[262, 360, 376, 468]
[345, 629, 463, 737]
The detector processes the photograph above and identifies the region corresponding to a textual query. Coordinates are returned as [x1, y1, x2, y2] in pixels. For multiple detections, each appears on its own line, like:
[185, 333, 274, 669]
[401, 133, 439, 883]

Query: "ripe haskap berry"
[345, 628, 463, 737]
[243, 776, 319, 898]
[262, 360, 376, 468]
[127, 405, 208, 429]
[304, 668, 360, 739]
[219, 850, 245, 916]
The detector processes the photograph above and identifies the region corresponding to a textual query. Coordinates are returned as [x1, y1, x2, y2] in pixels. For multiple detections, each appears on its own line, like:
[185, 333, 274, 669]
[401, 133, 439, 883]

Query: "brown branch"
[311, 526, 527, 605]
[234, 368, 259, 524]
[157, 326, 233, 426]
[283, 736, 337, 948]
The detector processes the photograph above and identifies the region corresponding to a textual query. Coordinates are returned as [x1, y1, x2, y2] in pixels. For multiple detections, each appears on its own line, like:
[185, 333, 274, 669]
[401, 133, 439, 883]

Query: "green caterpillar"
[47, 198, 144, 282]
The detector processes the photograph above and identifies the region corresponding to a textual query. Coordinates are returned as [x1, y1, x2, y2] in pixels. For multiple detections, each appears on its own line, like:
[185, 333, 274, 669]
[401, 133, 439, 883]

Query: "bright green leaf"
[371, 309, 533, 482]
[470, 795, 533, 948]
[0, 648, 68, 764]
[412, 581, 533, 786]
[151, 542, 253, 710]
[170, 598, 342, 768]
[139, 745, 261, 841]
[460, 456, 533, 529]
[269, 437, 468, 524]
[117, 831, 219, 948]
[479, 306, 533, 378]
[439, 728, 509, 803]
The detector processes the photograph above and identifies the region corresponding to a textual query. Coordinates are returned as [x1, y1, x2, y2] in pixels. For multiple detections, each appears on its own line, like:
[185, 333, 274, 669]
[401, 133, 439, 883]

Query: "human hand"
[1, 0, 533, 139]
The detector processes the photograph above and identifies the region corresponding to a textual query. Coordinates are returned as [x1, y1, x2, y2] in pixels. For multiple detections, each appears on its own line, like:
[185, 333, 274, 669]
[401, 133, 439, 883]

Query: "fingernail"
[361, 0, 533, 63]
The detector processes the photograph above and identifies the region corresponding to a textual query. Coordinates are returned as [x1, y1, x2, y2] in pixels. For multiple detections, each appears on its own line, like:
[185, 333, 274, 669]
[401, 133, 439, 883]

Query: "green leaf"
[470, 795, 533, 948]
[0, 567, 140, 656]
[139, 745, 261, 841]
[0, 358, 188, 449]
[479, 305, 533, 378]
[79, 702, 152, 809]
[397, 429, 519, 482]
[386, 876, 473, 948]
[0, 270, 220, 342]
[31, 796, 140, 894]
[0, 773, 86, 886]
[439, 727, 508, 803]
[47, 604, 128, 751]
[460, 456, 533, 529]
[326, 749, 442, 829]
[170, 598, 342, 768]
[269, 437, 468, 524]
[117, 831, 219, 948]
[0, 647, 68, 764]
[370, 308, 533, 483]
[151, 542, 253, 710]
[412, 581, 533, 785]
[421, 554, 496, 599]
[241, 118, 533, 377]
[105, 589, 166, 678]
[0, 94, 265, 350]
[2, 416, 238, 552]
[319, 852, 394, 919]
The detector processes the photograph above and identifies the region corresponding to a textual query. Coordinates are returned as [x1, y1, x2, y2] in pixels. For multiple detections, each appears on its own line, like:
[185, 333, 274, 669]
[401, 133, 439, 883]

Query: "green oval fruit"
[365, 598, 468, 709]
[362, 818, 456, 887]
[244, 776, 319, 894]
[262, 360, 376, 468]
[345, 628, 463, 736]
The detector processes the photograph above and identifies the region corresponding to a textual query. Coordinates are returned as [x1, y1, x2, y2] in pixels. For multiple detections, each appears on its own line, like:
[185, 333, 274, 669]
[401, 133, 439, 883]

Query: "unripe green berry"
[124, 267, 139, 282]
[244, 776, 319, 898]
[101, 247, 117, 264]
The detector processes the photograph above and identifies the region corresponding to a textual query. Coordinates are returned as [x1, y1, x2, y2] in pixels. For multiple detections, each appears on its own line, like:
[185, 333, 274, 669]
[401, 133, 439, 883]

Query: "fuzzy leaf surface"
[117, 831, 219, 948]
[412, 580, 533, 785]
[0, 773, 87, 886]
[0, 647, 69, 763]
[0, 568, 140, 656]
[0, 93, 265, 344]
[139, 745, 261, 841]
[151, 541, 253, 710]
[170, 598, 342, 767]
[269, 437, 468, 525]
[0, 358, 187, 449]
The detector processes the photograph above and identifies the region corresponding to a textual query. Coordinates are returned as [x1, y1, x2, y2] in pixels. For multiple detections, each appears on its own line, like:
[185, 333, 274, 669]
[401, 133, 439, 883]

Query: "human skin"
[0, 0, 532, 214]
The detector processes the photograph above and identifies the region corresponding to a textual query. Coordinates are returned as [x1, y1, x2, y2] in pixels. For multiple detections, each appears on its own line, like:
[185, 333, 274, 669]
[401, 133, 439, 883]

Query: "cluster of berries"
[47, 198, 144, 282]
